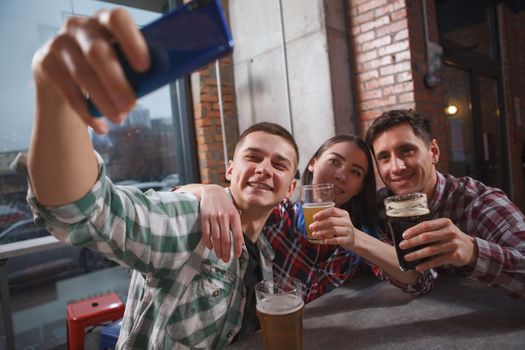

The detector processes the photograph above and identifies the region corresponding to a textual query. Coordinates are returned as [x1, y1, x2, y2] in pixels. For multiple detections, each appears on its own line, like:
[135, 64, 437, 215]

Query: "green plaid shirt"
[21, 153, 274, 349]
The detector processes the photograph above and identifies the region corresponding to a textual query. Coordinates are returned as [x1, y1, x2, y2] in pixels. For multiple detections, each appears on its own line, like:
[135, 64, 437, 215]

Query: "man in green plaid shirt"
[27, 8, 300, 349]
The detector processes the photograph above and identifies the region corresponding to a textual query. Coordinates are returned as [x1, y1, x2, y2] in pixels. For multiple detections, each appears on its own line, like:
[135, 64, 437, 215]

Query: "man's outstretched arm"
[28, 9, 150, 206]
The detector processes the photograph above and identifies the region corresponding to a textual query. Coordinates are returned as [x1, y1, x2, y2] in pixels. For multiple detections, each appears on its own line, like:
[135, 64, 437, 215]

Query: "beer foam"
[386, 206, 429, 217]
[302, 202, 335, 209]
[385, 196, 429, 217]
[256, 294, 304, 315]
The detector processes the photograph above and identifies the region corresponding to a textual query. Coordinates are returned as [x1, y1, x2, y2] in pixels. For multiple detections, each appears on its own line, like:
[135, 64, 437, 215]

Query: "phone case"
[88, 0, 234, 117]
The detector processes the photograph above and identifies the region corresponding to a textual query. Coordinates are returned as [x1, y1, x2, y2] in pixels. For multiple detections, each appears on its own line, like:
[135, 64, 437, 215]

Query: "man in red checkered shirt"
[365, 109, 525, 300]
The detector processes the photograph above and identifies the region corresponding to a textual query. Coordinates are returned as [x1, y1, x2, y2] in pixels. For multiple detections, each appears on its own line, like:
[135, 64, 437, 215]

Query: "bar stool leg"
[67, 320, 85, 350]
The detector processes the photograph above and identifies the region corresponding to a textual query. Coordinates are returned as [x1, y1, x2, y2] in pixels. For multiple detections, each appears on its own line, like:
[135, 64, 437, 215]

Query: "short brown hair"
[236, 122, 299, 168]
[365, 109, 433, 152]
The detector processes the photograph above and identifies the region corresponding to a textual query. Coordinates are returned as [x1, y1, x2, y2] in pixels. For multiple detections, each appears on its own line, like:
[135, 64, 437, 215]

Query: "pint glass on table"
[384, 192, 431, 271]
[255, 277, 305, 350]
[301, 183, 335, 243]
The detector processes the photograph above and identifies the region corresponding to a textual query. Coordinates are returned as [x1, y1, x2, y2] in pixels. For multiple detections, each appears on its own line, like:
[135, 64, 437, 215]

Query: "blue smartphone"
[88, 0, 234, 117]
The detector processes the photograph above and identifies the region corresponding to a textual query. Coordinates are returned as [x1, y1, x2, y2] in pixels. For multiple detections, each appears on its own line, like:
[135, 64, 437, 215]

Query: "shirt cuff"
[374, 267, 437, 295]
[468, 237, 505, 283]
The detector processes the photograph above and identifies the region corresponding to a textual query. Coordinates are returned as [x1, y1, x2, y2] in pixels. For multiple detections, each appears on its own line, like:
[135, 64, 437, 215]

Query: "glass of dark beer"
[255, 277, 305, 350]
[384, 192, 431, 271]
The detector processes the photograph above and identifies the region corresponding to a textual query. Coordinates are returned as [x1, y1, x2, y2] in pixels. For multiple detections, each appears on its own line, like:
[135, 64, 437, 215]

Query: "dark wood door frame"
[441, 38, 510, 193]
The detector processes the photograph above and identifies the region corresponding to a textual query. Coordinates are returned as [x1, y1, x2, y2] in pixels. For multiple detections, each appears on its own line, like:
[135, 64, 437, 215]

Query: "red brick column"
[348, 0, 415, 133]
[406, 0, 448, 169]
[193, 55, 238, 185]
[346, 0, 448, 172]
[192, 0, 239, 186]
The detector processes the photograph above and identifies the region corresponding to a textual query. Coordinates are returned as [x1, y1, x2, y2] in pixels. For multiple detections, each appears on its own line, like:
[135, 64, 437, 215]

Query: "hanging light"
[445, 104, 458, 115]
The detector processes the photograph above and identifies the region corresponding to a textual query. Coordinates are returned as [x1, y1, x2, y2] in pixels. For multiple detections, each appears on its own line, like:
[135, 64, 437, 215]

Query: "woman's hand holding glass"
[309, 206, 356, 250]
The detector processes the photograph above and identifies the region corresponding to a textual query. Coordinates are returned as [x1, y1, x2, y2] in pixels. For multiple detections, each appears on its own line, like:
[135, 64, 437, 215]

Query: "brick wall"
[192, 0, 239, 186]
[347, 0, 448, 186]
[405, 0, 449, 169]
[193, 55, 238, 185]
[348, 0, 414, 136]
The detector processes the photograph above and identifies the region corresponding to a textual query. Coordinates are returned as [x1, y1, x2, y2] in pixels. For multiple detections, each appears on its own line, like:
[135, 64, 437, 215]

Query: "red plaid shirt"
[378, 172, 525, 300]
[263, 199, 434, 303]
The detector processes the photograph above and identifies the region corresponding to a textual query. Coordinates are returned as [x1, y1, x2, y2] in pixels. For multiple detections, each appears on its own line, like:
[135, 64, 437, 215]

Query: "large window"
[0, 0, 191, 347]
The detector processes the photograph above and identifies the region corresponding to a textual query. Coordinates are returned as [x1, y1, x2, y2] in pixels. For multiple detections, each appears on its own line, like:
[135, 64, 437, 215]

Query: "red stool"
[66, 292, 125, 350]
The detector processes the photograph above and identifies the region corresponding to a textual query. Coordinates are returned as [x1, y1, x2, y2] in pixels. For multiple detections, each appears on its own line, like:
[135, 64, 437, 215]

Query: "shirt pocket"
[166, 261, 236, 348]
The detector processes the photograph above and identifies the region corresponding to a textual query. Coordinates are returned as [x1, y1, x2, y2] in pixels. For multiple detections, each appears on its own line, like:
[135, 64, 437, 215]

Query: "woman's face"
[308, 141, 369, 207]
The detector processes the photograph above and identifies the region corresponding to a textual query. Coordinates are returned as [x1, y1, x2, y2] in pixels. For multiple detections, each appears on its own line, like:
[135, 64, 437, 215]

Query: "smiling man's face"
[372, 123, 439, 198]
[226, 131, 297, 213]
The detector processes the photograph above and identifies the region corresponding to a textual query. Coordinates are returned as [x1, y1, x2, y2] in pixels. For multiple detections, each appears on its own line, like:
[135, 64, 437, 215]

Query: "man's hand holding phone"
[86, 0, 233, 118]
[32, 8, 149, 134]
[33, 0, 233, 133]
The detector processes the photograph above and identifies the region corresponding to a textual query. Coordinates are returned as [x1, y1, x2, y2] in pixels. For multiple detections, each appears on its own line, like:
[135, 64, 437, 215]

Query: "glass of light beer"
[384, 192, 431, 271]
[255, 277, 305, 350]
[301, 183, 335, 243]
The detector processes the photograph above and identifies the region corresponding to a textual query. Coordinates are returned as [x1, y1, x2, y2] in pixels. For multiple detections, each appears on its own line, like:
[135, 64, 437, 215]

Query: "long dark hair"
[301, 135, 378, 234]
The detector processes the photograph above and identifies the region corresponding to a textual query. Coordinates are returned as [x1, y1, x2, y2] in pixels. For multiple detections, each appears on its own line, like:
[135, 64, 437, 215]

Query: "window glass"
[0, 0, 181, 347]
[442, 65, 475, 178]
[478, 76, 503, 189]
[436, 0, 496, 59]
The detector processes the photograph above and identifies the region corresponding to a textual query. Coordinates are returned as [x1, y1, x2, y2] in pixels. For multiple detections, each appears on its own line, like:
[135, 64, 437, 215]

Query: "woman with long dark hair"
[263, 134, 382, 301]
[299, 134, 378, 236]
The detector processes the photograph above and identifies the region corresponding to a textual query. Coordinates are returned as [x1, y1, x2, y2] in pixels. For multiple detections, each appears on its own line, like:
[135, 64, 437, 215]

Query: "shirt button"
[213, 290, 220, 297]
[241, 291, 246, 297]
[227, 332, 233, 338]
[239, 257, 244, 264]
